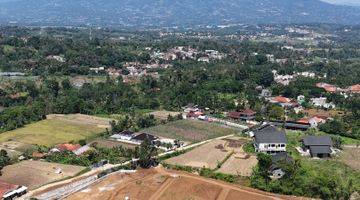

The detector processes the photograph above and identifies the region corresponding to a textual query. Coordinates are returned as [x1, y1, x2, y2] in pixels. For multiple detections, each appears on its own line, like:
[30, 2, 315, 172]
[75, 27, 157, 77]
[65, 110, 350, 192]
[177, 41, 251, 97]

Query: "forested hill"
[0, 0, 360, 27]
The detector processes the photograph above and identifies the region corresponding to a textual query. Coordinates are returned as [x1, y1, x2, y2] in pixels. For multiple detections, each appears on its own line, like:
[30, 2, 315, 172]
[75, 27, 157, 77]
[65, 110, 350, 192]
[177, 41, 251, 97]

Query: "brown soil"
[217, 155, 258, 176]
[0, 160, 85, 189]
[165, 139, 231, 169]
[158, 177, 223, 200]
[64, 167, 306, 200]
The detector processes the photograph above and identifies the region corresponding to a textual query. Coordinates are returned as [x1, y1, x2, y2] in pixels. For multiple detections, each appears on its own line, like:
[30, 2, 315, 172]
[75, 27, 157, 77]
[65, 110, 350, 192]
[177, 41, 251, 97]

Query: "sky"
[322, 0, 360, 6]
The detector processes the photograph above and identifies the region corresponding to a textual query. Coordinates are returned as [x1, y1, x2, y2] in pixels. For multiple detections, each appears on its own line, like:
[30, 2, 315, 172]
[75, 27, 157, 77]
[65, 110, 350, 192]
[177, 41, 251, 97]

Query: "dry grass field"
[47, 114, 112, 129]
[164, 139, 232, 169]
[0, 114, 112, 147]
[142, 119, 237, 143]
[65, 167, 302, 200]
[89, 139, 138, 149]
[0, 160, 86, 189]
[217, 155, 258, 176]
[149, 110, 181, 120]
[339, 147, 360, 170]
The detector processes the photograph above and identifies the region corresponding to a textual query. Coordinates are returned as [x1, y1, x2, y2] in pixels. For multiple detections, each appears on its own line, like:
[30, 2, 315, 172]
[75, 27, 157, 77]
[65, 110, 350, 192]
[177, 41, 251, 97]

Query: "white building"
[254, 125, 287, 154]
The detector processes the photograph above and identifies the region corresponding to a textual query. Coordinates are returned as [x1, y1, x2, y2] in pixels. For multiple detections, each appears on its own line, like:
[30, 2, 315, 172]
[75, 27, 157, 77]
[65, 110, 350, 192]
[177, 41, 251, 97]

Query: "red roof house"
[0, 181, 18, 198]
[228, 109, 256, 120]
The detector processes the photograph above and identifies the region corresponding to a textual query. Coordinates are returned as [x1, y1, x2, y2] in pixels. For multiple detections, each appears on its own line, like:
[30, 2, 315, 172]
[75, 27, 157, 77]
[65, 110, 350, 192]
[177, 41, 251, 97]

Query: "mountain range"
[0, 0, 360, 27]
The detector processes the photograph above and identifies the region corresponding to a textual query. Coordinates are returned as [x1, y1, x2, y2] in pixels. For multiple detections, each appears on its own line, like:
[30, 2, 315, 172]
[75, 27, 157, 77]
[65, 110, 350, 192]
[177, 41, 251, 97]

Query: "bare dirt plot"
[149, 110, 181, 121]
[0, 160, 86, 189]
[217, 155, 258, 176]
[216, 137, 257, 176]
[158, 176, 223, 200]
[89, 139, 138, 149]
[226, 189, 276, 200]
[66, 169, 165, 200]
[65, 167, 303, 200]
[339, 147, 360, 170]
[143, 119, 237, 143]
[164, 139, 231, 169]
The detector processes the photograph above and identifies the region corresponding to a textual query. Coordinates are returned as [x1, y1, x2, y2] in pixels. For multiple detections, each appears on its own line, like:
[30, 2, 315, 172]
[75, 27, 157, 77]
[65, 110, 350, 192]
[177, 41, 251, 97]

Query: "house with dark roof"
[254, 125, 287, 154]
[132, 133, 159, 144]
[302, 135, 333, 158]
[269, 152, 294, 179]
[269, 120, 310, 131]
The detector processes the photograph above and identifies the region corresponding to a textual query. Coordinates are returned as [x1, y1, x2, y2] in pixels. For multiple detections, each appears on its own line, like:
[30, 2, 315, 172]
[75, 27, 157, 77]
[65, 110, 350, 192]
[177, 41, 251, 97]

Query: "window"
[271, 144, 275, 147]
[280, 144, 285, 147]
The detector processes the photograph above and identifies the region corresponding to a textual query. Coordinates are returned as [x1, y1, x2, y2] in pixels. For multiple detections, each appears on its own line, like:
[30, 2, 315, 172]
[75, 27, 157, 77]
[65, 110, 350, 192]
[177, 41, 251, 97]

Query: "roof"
[254, 125, 287, 144]
[297, 118, 309, 124]
[228, 111, 241, 119]
[310, 145, 331, 155]
[302, 135, 332, 146]
[56, 143, 81, 152]
[119, 130, 135, 136]
[32, 152, 45, 158]
[349, 84, 360, 93]
[273, 96, 291, 103]
[270, 121, 310, 130]
[239, 109, 256, 115]
[73, 145, 91, 156]
[0, 181, 18, 197]
[132, 133, 158, 142]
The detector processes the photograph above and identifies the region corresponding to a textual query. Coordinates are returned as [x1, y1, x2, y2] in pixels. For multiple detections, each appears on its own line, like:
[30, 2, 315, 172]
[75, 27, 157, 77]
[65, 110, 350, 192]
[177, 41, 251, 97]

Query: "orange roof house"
[273, 96, 291, 103]
[316, 83, 337, 93]
[56, 143, 81, 152]
[349, 84, 360, 93]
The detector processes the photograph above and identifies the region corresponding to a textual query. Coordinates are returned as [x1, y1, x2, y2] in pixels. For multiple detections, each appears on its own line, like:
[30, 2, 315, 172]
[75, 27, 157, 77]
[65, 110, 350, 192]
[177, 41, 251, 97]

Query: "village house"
[110, 130, 136, 141]
[46, 55, 66, 63]
[131, 133, 159, 144]
[260, 89, 272, 98]
[347, 84, 360, 94]
[89, 67, 105, 74]
[253, 125, 287, 154]
[73, 145, 92, 156]
[310, 97, 335, 109]
[316, 83, 338, 93]
[302, 135, 333, 158]
[268, 96, 297, 107]
[228, 109, 256, 121]
[51, 143, 81, 153]
[297, 116, 327, 128]
[269, 121, 310, 131]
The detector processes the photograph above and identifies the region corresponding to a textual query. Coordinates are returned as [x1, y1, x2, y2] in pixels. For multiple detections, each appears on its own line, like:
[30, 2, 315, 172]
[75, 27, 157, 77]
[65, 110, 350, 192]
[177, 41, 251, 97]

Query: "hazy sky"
[322, 0, 360, 6]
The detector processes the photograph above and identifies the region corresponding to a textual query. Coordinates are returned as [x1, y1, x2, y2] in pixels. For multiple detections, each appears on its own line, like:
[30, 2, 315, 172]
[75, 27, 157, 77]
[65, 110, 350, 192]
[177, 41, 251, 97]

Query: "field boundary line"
[148, 177, 175, 200]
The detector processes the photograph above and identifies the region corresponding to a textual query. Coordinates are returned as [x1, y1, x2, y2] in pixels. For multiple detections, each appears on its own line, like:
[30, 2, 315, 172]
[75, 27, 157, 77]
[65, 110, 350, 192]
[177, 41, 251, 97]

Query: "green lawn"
[142, 119, 238, 142]
[0, 119, 105, 147]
